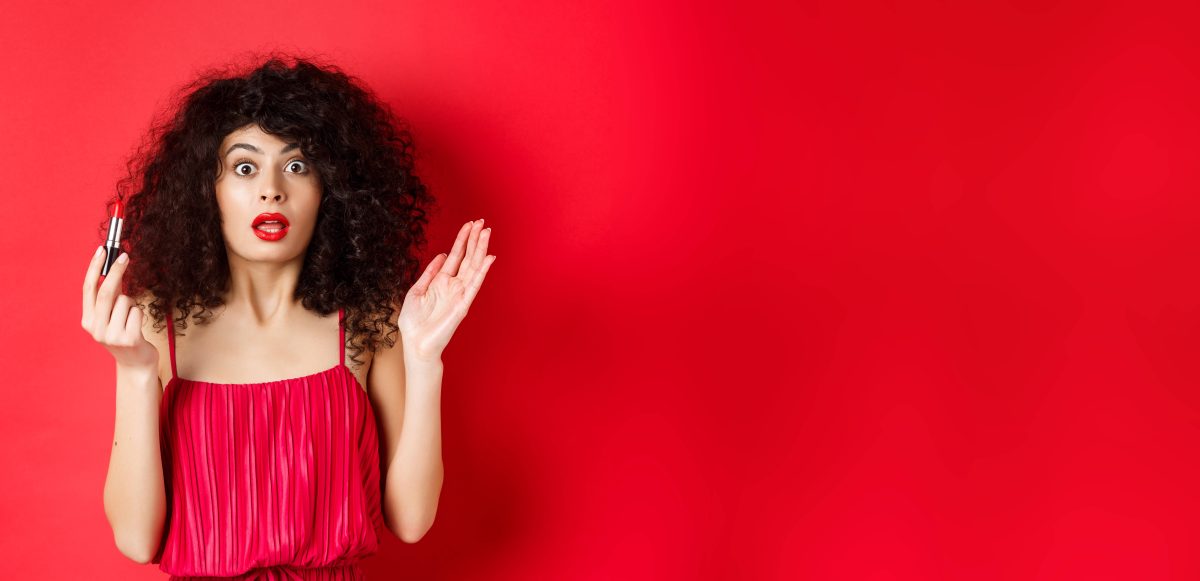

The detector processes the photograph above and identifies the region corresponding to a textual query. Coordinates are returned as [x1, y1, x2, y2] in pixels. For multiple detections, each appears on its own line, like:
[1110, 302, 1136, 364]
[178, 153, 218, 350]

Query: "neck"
[224, 249, 306, 326]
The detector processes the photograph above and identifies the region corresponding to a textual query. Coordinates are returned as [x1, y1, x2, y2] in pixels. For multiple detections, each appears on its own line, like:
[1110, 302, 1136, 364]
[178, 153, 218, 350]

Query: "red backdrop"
[1, 0, 1195, 579]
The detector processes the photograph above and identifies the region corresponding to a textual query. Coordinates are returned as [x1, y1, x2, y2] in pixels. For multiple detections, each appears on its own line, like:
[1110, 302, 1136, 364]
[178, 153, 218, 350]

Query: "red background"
[1, 0, 1196, 579]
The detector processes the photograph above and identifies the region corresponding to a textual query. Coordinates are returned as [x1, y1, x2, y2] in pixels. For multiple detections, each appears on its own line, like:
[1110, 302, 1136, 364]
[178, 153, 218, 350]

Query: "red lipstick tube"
[101, 200, 125, 276]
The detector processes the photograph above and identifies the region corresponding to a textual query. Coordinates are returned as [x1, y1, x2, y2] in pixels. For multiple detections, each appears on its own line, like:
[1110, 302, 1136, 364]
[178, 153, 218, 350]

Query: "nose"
[258, 168, 287, 203]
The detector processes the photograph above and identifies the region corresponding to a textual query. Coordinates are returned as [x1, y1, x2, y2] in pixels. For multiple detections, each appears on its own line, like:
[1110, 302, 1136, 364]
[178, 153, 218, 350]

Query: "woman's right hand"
[82, 246, 158, 372]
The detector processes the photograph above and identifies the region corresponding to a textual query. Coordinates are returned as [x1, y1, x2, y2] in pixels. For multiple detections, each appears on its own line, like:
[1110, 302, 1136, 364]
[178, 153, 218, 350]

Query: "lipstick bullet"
[101, 200, 125, 276]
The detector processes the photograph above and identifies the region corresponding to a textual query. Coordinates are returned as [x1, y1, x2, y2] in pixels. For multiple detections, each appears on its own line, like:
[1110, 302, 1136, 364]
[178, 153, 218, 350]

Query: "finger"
[94, 253, 130, 335]
[125, 302, 144, 338]
[464, 218, 483, 265]
[462, 254, 495, 307]
[440, 221, 474, 277]
[107, 294, 134, 344]
[411, 253, 447, 296]
[458, 220, 488, 282]
[82, 246, 106, 328]
[470, 227, 491, 272]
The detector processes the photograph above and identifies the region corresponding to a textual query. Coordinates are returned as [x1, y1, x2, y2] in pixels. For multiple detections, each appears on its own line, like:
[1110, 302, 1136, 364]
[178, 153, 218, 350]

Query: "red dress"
[151, 308, 384, 580]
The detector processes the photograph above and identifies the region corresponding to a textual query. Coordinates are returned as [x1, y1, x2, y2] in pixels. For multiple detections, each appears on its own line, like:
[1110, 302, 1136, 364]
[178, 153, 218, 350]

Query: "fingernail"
[95, 246, 103, 257]
[117, 252, 129, 264]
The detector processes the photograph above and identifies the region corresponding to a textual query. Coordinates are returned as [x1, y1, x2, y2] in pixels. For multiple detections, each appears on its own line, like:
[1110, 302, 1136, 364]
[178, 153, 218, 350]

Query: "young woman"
[80, 54, 496, 579]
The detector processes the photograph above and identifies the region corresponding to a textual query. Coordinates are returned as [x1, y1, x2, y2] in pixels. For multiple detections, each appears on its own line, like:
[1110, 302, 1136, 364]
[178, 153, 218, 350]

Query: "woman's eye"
[287, 160, 308, 173]
[234, 162, 254, 176]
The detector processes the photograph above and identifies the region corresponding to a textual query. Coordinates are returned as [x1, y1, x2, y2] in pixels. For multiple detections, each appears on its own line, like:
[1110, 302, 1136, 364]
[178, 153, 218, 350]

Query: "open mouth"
[252, 212, 290, 241]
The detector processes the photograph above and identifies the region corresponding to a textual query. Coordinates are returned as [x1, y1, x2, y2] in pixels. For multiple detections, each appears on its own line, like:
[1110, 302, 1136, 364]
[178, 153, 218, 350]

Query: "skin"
[84, 123, 497, 559]
[165, 124, 356, 386]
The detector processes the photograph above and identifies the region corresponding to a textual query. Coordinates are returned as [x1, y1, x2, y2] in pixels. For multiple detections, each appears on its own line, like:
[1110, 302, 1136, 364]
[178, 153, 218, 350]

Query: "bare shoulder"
[367, 299, 407, 400]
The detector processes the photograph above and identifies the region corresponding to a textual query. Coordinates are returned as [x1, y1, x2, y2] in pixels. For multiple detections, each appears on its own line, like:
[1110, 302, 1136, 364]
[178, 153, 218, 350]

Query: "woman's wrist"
[404, 350, 444, 367]
[398, 330, 442, 366]
[114, 363, 163, 401]
[115, 362, 159, 383]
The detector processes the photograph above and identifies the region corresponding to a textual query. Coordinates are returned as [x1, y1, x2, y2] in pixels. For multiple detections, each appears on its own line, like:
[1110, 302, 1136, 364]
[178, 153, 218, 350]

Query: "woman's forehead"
[221, 125, 299, 154]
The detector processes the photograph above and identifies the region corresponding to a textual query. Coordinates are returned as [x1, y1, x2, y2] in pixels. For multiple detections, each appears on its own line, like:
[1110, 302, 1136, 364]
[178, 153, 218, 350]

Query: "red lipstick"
[101, 199, 125, 276]
[252, 212, 290, 242]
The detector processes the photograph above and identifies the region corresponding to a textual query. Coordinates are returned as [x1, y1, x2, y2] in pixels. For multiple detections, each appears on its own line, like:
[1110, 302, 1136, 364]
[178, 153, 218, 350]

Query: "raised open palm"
[398, 218, 496, 361]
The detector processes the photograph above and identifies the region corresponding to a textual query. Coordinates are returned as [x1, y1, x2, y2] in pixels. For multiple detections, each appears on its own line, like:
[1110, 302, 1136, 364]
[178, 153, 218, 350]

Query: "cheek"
[213, 192, 234, 225]
[214, 181, 234, 211]
[213, 194, 248, 232]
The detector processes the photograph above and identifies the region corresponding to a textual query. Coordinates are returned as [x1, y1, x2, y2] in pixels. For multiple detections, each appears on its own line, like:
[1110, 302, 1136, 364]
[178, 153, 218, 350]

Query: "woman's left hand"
[397, 218, 496, 362]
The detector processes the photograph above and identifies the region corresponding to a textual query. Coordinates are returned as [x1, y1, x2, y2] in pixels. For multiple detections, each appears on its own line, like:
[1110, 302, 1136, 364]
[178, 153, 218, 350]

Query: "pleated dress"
[151, 308, 385, 580]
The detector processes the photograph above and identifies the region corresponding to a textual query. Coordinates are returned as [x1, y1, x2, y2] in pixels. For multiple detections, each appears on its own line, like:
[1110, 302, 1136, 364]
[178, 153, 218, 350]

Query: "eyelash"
[232, 158, 310, 176]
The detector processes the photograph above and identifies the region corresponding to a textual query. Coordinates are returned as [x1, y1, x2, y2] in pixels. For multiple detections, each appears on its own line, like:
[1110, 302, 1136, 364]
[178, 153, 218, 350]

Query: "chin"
[229, 238, 308, 263]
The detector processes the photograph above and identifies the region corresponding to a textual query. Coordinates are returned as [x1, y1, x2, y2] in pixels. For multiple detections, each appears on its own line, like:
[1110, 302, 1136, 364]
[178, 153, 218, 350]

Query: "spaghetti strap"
[166, 307, 178, 380]
[338, 308, 345, 367]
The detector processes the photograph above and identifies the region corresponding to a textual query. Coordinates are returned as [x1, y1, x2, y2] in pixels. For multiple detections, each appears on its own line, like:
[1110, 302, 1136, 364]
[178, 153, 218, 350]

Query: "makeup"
[101, 199, 125, 276]
[252, 212, 290, 242]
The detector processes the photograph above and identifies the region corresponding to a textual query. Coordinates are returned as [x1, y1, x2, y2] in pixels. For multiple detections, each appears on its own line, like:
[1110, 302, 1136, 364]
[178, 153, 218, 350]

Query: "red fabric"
[152, 308, 383, 580]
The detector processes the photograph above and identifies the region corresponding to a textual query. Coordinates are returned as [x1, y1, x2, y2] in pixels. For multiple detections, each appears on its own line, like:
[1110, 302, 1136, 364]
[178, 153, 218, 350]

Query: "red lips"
[252, 213, 289, 228]
[252, 212, 290, 241]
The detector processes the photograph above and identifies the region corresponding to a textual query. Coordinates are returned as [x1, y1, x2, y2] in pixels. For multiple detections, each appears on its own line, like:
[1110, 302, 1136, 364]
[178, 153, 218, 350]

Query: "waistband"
[168, 563, 364, 581]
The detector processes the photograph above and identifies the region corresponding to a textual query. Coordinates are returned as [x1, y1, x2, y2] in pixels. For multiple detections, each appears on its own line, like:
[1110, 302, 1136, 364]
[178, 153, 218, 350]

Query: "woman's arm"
[82, 245, 169, 565]
[369, 319, 445, 543]
[102, 363, 167, 563]
[388, 356, 445, 542]
[372, 219, 494, 542]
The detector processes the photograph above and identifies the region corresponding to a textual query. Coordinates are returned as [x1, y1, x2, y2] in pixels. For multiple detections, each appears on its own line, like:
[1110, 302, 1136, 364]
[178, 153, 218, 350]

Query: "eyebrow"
[225, 142, 301, 156]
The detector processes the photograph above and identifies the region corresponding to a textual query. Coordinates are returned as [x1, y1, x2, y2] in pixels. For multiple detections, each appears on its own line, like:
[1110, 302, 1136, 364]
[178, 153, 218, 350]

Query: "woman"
[80, 54, 496, 579]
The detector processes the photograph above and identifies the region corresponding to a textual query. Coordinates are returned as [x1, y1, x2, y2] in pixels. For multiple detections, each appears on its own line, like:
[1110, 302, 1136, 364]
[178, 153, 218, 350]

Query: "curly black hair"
[97, 51, 438, 367]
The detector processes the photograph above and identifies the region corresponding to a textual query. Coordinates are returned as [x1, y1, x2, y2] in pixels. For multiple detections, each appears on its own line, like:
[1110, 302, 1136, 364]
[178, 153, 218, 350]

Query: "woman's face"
[215, 123, 322, 264]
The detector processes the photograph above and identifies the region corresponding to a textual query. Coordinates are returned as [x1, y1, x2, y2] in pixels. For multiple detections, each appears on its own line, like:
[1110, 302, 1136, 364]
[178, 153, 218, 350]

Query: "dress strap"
[338, 308, 345, 367]
[165, 307, 178, 380]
